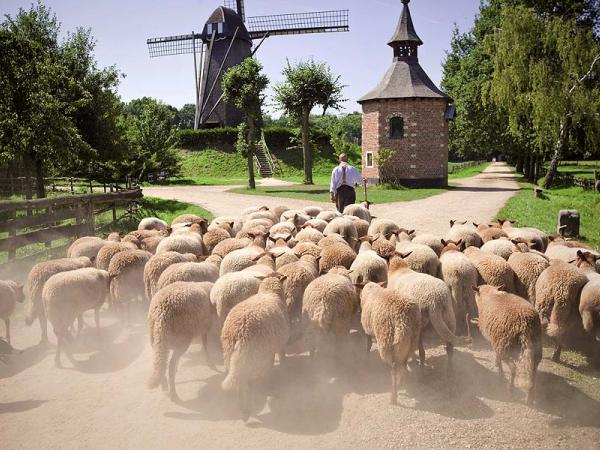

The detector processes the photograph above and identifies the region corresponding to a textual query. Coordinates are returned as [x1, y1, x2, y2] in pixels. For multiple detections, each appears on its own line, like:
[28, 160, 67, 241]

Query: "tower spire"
[388, 0, 422, 60]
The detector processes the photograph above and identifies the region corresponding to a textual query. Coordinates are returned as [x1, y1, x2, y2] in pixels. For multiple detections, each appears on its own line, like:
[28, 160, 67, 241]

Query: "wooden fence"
[537, 168, 599, 190]
[448, 160, 488, 174]
[0, 176, 135, 198]
[0, 188, 143, 269]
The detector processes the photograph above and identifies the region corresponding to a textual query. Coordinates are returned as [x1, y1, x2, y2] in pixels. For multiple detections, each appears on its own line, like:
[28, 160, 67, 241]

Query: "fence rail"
[0, 188, 143, 269]
[537, 168, 599, 191]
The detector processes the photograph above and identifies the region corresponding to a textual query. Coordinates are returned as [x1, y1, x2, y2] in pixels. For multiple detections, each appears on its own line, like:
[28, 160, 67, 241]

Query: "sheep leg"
[366, 335, 372, 353]
[94, 308, 100, 331]
[76, 315, 84, 337]
[39, 310, 48, 344]
[390, 363, 397, 405]
[55, 335, 63, 368]
[506, 360, 517, 395]
[168, 348, 184, 402]
[551, 343, 562, 363]
[239, 382, 251, 422]
[201, 333, 216, 370]
[495, 353, 504, 378]
[445, 343, 454, 374]
[418, 331, 426, 367]
[4, 318, 10, 345]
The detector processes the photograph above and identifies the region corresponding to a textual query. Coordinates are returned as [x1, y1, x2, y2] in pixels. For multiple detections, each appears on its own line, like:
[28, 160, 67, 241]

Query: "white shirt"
[330, 162, 363, 193]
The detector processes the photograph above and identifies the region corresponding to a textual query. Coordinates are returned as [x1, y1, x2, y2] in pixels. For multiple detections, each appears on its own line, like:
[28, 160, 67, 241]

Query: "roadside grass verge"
[448, 162, 490, 179]
[496, 180, 600, 250]
[229, 183, 447, 204]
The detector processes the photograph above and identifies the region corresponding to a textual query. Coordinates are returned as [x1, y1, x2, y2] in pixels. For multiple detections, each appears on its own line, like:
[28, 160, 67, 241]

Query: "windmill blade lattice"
[247, 10, 349, 38]
[147, 33, 203, 57]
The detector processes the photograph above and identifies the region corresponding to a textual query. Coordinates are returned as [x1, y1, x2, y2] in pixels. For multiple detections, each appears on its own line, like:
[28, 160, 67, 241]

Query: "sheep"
[478, 227, 509, 243]
[347, 216, 370, 238]
[295, 226, 324, 244]
[277, 255, 319, 323]
[203, 224, 233, 253]
[42, 268, 110, 366]
[219, 246, 264, 276]
[67, 236, 107, 260]
[349, 238, 388, 284]
[155, 258, 220, 291]
[535, 261, 589, 362]
[316, 210, 342, 222]
[139, 235, 166, 254]
[445, 220, 482, 248]
[107, 232, 123, 242]
[108, 250, 153, 306]
[358, 281, 421, 404]
[395, 241, 440, 277]
[270, 205, 290, 220]
[281, 211, 310, 227]
[266, 233, 296, 250]
[138, 217, 168, 231]
[574, 250, 600, 280]
[247, 210, 278, 223]
[368, 218, 401, 238]
[303, 218, 328, 233]
[0, 280, 24, 344]
[211, 237, 251, 258]
[463, 246, 516, 293]
[323, 217, 358, 248]
[548, 235, 593, 250]
[319, 241, 357, 274]
[302, 206, 323, 218]
[508, 251, 550, 303]
[25, 256, 94, 343]
[96, 241, 138, 271]
[480, 238, 518, 260]
[318, 233, 349, 249]
[171, 214, 207, 227]
[147, 281, 215, 401]
[221, 274, 290, 420]
[439, 240, 478, 333]
[579, 280, 600, 339]
[144, 252, 198, 300]
[473, 285, 543, 405]
[302, 270, 358, 358]
[210, 215, 242, 236]
[387, 253, 470, 367]
[293, 241, 322, 258]
[500, 221, 548, 252]
[210, 272, 261, 328]
[155, 233, 204, 256]
[241, 252, 276, 277]
[372, 233, 397, 259]
[343, 202, 371, 222]
[411, 233, 444, 257]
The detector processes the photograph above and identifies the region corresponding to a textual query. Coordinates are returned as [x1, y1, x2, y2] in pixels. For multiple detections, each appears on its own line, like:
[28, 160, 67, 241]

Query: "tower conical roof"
[388, 0, 423, 47]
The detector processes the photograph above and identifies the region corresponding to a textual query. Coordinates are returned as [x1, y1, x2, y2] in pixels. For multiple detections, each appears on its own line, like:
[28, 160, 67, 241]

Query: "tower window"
[366, 152, 374, 168]
[390, 117, 404, 139]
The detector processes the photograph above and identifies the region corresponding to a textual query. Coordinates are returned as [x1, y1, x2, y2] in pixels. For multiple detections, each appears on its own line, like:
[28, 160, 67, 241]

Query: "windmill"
[147, 0, 349, 129]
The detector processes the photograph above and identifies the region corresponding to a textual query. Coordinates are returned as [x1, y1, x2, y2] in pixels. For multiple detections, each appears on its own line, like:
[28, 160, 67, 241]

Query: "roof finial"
[402, 0, 410, 4]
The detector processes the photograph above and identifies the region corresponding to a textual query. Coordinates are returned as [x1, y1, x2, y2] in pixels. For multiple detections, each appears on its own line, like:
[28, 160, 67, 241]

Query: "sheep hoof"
[169, 392, 181, 403]
[390, 395, 397, 405]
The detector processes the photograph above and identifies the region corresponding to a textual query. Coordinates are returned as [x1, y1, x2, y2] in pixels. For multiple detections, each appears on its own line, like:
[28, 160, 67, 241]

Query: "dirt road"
[2, 163, 600, 449]
[143, 163, 520, 235]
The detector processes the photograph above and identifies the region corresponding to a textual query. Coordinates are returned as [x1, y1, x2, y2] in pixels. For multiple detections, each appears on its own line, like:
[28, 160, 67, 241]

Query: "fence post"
[70, 177, 74, 194]
[86, 200, 95, 236]
[89, 179, 93, 194]
[7, 209, 16, 260]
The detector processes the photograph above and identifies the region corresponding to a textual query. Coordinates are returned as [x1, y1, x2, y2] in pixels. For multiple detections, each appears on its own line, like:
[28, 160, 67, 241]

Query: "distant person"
[329, 153, 364, 213]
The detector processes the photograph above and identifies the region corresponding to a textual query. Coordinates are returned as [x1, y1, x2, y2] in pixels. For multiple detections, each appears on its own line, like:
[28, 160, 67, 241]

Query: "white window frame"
[217, 22, 224, 34]
[366, 151, 374, 168]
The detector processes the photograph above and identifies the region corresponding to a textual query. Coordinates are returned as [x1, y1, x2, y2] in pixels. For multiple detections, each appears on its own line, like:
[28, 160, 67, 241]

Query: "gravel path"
[142, 163, 519, 234]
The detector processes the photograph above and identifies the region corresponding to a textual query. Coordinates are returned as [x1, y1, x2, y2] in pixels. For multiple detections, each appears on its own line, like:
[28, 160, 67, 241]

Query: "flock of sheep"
[1, 201, 599, 420]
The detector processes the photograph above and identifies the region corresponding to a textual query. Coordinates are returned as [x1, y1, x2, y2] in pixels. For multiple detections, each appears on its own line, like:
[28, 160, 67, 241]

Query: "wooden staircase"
[254, 140, 273, 178]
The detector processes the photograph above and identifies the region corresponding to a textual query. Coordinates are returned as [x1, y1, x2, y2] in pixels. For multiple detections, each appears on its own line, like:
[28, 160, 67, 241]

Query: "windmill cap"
[202, 6, 252, 42]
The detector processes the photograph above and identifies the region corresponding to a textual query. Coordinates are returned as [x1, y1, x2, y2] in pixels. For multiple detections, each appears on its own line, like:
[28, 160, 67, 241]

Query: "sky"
[2, 0, 482, 115]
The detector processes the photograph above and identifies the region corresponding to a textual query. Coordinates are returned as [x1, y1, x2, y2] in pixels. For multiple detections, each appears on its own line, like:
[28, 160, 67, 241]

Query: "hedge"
[175, 126, 331, 152]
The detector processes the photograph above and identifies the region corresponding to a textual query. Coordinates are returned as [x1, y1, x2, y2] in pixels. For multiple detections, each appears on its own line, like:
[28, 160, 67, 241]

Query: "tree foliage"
[274, 59, 345, 184]
[222, 57, 269, 189]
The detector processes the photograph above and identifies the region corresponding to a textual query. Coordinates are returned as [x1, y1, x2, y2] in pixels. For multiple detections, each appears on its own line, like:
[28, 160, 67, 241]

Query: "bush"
[175, 128, 238, 151]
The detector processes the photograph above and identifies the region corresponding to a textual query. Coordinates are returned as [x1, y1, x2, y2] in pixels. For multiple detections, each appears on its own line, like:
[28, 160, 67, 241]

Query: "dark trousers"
[336, 185, 356, 213]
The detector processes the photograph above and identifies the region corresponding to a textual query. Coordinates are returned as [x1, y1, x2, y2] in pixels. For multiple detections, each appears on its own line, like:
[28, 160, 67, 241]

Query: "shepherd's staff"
[363, 178, 369, 204]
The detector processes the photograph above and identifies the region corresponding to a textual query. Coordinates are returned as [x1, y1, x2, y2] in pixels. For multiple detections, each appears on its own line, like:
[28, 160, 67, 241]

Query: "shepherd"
[329, 153, 365, 213]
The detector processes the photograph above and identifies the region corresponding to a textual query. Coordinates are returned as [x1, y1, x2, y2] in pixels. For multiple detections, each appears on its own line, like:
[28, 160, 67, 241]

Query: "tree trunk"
[543, 121, 566, 189]
[529, 155, 537, 183]
[515, 156, 524, 174]
[301, 108, 313, 185]
[247, 119, 256, 190]
[523, 154, 530, 179]
[33, 156, 45, 198]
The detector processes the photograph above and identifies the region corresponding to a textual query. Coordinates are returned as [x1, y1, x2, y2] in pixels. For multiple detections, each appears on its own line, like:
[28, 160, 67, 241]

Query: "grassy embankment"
[497, 162, 600, 250]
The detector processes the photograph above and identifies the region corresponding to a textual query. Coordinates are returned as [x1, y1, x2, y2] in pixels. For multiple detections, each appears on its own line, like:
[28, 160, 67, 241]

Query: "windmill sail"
[223, 0, 245, 22]
[147, 33, 203, 57]
[247, 10, 349, 38]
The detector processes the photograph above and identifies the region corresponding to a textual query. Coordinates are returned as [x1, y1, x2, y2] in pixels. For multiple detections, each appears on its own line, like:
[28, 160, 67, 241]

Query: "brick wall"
[360, 97, 449, 187]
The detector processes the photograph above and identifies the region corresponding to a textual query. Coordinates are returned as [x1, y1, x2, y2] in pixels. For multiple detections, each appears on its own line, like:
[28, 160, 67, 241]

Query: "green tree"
[274, 60, 345, 184]
[121, 98, 181, 180]
[222, 57, 269, 189]
[175, 103, 196, 129]
[487, 4, 600, 187]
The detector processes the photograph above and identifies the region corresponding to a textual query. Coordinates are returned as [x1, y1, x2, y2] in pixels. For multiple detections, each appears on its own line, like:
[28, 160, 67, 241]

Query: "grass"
[229, 183, 447, 204]
[448, 162, 490, 179]
[552, 160, 600, 179]
[497, 179, 600, 251]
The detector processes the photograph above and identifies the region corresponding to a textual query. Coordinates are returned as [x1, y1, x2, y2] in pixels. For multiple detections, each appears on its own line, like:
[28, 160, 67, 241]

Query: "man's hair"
[339, 153, 348, 162]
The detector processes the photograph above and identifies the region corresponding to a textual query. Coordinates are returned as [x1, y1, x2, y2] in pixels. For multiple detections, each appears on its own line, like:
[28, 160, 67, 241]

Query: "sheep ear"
[456, 239, 463, 247]
[372, 233, 381, 241]
[254, 275, 267, 280]
[408, 229, 416, 236]
[228, 222, 235, 228]
[251, 253, 266, 261]
[450, 219, 456, 227]
[355, 275, 364, 284]
[196, 255, 209, 261]
[548, 235, 556, 242]
[370, 215, 377, 219]
[268, 235, 276, 242]
[301, 223, 310, 229]
[377, 281, 386, 287]
[576, 250, 585, 259]
[527, 242, 536, 249]
[471, 285, 480, 293]
[473, 222, 479, 228]
[568, 258, 577, 264]
[284, 234, 292, 242]
[441, 239, 447, 246]
[259, 206, 269, 211]
[247, 233, 256, 239]
[89, 256, 96, 264]
[315, 255, 322, 261]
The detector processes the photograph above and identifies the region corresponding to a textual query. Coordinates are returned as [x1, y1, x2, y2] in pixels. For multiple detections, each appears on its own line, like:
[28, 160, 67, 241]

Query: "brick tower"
[358, 0, 453, 187]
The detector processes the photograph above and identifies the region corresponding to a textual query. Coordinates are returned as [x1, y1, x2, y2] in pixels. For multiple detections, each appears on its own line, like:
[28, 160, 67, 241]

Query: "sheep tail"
[430, 308, 470, 346]
[24, 280, 41, 326]
[221, 341, 242, 392]
[25, 299, 37, 326]
[147, 318, 168, 389]
[546, 302, 571, 337]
